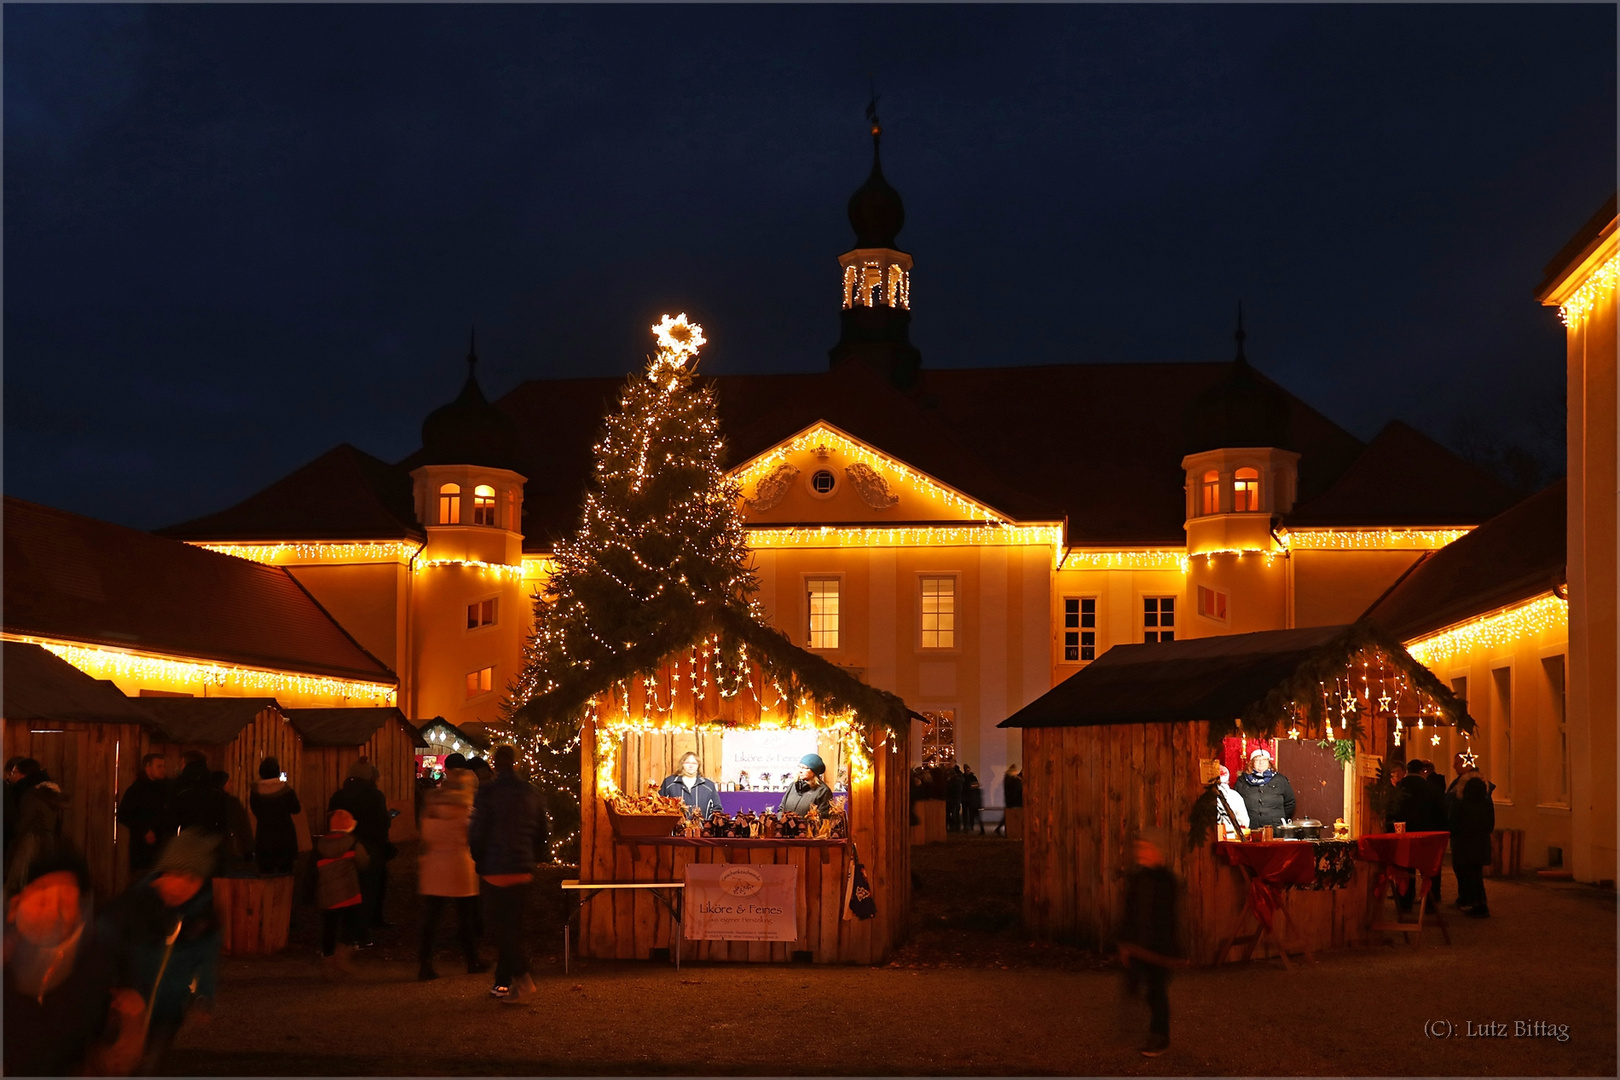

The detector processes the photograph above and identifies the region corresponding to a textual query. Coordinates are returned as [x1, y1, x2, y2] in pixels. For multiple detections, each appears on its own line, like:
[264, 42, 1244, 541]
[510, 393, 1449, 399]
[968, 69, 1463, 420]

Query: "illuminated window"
[465, 666, 494, 699]
[467, 598, 498, 630]
[1063, 597, 1096, 662]
[472, 485, 498, 527]
[1143, 597, 1175, 643]
[860, 263, 882, 306]
[886, 264, 909, 309]
[920, 710, 956, 766]
[1233, 468, 1261, 512]
[842, 265, 857, 309]
[810, 470, 837, 495]
[920, 577, 956, 649]
[807, 578, 840, 649]
[1201, 471, 1220, 516]
[1198, 586, 1228, 622]
[438, 483, 461, 525]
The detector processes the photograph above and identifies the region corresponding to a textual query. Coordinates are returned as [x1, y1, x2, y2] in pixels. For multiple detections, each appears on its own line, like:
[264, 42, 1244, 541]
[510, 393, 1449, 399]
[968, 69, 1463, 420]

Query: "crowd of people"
[1384, 751, 1497, 918]
[2, 744, 550, 1075]
[909, 762, 1019, 835]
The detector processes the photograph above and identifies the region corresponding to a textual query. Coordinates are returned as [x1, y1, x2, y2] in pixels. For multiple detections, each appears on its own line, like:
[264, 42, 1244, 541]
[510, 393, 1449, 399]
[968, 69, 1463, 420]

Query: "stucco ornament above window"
[844, 462, 899, 509]
[746, 462, 800, 511]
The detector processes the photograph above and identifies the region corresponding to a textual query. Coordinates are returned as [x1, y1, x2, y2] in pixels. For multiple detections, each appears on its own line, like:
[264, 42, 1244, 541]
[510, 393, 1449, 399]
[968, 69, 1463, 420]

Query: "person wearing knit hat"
[778, 753, 835, 816]
[95, 828, 223, 1074]
[312, 809, 370, 973]
[250, 756, 301, 876]
[327, 757, 393, 932]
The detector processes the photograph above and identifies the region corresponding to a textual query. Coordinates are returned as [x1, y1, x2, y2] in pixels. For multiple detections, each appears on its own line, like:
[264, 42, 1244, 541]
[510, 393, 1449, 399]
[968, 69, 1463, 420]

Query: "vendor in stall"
[1235, 747, 1295, 829]
[658, 752, 723, 818]
[778, 754, 835, 815]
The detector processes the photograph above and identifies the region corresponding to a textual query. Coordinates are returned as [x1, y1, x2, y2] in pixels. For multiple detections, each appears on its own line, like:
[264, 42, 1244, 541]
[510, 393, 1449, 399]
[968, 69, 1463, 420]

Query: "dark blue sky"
[6, 5, 1614, 530]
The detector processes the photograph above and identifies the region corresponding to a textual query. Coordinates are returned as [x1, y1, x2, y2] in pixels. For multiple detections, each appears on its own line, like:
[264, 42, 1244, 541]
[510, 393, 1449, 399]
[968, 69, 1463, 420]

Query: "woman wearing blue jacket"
[658, 753, 723, 818]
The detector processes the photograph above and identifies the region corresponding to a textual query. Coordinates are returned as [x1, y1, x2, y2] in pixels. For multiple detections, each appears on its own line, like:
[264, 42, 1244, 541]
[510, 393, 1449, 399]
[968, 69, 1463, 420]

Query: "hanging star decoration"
[1431, 734, 1442, 746]
[1459, 749, 1478, 769]
[1288, 726, 1301, 740]
[1378, 692, 1393, 713]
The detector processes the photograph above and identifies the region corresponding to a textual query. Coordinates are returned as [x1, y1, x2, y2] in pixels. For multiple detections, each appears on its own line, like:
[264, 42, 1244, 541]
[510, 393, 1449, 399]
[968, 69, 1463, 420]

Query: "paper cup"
[1393, 822, 1406, 833]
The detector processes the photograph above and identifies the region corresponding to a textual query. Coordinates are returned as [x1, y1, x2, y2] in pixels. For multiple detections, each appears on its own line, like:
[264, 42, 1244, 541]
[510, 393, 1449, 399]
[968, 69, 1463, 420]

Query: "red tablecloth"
[1215, 841, 1317, 930]
[1355, 832, 1450, 900]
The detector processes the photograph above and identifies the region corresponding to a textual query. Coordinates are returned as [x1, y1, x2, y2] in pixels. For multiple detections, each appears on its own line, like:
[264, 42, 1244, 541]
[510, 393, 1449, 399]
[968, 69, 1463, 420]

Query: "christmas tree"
[496, 315, 757, 850]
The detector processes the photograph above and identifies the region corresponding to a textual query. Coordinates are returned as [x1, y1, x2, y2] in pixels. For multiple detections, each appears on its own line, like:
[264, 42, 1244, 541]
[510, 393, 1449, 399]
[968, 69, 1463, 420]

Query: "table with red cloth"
[1213, 840, 1319, 969]
[1355, 831, 1452, 943]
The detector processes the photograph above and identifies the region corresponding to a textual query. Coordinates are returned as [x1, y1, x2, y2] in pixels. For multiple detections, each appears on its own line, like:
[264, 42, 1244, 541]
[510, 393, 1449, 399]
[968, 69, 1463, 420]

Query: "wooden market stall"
[521, 612, 917, 966]
[1, 642, 159, 897]
[137, 697, 303, 824]
[1000, 622, 1473, 965]
[283, 707, 427, 842]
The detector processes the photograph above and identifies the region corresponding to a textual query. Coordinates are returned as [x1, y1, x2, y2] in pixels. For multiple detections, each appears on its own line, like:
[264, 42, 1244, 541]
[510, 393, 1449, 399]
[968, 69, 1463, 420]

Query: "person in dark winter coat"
[1449, 777, 1495, 917]
[962, 766, 985, 834]
[778, 754, 836, 816]
[169, 754, 231, 836]
[996, 764, 1024, 837]
[96, 829, 223, 1075]
[1234, 748, 1295, 829]
[248, 758, 301, 875]
[1388, 763, 1450, 911]
[312, 809, 370, 973]
[944, 766, 964, 832]
[211, 771, 256, 872]
[1118, 827, 1180, 1058]
[2, 850, 126, 1077]
[4, 765, 67, 898]
[468, 745, 549, 1003]
[117, 754, 174, 875]
[659, 753, 724, 818]
[328, 760, 393, 930]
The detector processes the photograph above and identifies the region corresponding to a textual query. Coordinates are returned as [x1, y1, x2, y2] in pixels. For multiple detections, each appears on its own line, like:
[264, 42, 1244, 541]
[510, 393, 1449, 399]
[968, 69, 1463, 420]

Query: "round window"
[810, 469, 837, 495]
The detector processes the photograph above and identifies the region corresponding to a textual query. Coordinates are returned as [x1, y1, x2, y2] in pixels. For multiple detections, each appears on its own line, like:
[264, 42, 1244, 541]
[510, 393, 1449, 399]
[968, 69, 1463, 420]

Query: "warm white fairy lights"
[1189, 545, 1281, 566]
[414, 557, 526, 581]
[1558, 251, 1618, 326]
[1280, 528, 1471, 551]
[651, 313, 706, 362]
[192, 540, 422, 565]
[1059, 549, 1187, 572]
[748, 522, 1064, 561]
[1406, 592, 1568, 666]
[8, 635, 397, 705]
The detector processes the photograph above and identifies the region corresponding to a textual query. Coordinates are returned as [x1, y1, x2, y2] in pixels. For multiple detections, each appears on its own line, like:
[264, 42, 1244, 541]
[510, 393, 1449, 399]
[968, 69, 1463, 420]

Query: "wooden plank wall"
[146, 708, 305, 837]
[1021, 721, 1374, 964]
[577, 700, 911, 965]
[300, 718, 421, 841]
[3, 719, 146, 899]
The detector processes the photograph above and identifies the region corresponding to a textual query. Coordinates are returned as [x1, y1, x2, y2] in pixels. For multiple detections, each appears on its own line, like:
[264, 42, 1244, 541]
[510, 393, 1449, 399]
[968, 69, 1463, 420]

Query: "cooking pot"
[1273, 822, 1301, 840]
[1296, 818, 1324, 840]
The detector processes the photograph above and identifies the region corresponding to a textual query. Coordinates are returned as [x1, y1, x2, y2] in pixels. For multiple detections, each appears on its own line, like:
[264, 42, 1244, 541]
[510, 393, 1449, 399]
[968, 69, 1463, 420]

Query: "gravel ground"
[165, 836, 1616, 1076]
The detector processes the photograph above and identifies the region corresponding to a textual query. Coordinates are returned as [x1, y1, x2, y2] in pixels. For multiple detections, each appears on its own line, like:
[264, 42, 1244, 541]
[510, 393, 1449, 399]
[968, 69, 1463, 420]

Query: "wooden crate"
[212, 875, 294, 956]
[1485, 828, 1524, 878]
[606, 806, 684, 839]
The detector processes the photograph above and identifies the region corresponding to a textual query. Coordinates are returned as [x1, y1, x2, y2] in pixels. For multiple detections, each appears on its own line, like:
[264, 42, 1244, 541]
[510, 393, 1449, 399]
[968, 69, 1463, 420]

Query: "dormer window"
[1233, 468, 1261, 512]
[1200, 471, 1221, 516]
[438, 483, 461, 525]
[472, 484, 498, 526]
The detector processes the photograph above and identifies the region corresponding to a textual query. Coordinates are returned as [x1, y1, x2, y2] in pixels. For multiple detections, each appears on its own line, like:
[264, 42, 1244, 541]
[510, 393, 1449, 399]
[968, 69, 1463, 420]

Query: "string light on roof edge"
[1406, 593, 1568, 665]
[1559, 251, 1618, 326]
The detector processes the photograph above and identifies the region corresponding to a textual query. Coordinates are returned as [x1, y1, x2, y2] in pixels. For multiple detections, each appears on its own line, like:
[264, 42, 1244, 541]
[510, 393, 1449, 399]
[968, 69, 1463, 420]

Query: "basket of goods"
[605, 792, 687, 838]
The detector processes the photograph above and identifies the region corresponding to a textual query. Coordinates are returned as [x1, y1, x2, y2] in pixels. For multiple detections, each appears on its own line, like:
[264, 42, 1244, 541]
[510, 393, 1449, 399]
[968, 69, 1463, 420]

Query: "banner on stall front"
[720, 728, 818, 790]
[683, 863, 799, 941]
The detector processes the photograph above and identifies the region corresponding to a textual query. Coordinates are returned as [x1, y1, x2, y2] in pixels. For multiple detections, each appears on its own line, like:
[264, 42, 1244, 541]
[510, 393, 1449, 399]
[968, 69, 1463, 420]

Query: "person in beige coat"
[416, 771, 487, 980]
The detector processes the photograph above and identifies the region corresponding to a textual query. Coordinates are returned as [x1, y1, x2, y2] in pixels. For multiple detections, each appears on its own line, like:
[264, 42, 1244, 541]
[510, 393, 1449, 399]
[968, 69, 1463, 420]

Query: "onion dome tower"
[829, 104, 922, 389]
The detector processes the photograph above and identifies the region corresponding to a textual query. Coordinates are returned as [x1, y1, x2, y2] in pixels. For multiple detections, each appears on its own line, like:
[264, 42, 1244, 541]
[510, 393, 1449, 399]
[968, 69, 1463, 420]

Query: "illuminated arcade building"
[25, 122, 1599, 875]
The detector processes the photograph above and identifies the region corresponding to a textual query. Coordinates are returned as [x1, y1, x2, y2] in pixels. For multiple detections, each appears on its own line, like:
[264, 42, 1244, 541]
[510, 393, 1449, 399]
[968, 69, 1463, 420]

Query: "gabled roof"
[5, 497, 396, 683]
[1, 641, 155, 725]
[1363, 480, 1566, 642]
[138, 697, 283, 745]
[285, 706, 424, 747]
[416, 716, 492, 752]
[1286, 421, 1517, 527]
[157, 444, 421, 543]
[998, 622, 1470, 734]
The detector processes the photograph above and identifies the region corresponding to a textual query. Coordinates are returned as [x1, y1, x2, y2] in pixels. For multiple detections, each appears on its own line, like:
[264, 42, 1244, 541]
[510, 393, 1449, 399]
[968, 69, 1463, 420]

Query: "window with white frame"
[920, 576, 956, 649]
[1197, 585, 1228, 622]
[1200, 470, 1221, 516]
[472, 484, 499, 527]
[1063, 597, 1096, 661]
[920, 710, 956, 766]
[438, 483, 461, 525]
[1233, 468, 1261, 512]
[1143, 597, 1175, 643]
[467, 598, 498, 630]
[806, 577, 840, 650]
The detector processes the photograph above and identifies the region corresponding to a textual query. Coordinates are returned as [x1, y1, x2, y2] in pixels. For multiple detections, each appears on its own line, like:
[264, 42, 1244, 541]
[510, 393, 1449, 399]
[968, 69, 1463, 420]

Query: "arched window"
[1200, 470, 1221, 516]
[472, 484, 498, 527]
[438, 483, 461, 525]
[1233, 468, 1261, 512]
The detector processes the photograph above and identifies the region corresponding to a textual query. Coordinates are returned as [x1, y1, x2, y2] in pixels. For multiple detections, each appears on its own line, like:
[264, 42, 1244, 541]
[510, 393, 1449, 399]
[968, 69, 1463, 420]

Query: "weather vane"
[865, 81, 881, 137]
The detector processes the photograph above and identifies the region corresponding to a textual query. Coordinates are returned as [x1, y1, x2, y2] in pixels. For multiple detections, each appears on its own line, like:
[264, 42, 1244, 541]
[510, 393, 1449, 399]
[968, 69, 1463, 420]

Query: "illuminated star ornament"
[649, 313, 707, 387]
[1460, 749, 1478, 769]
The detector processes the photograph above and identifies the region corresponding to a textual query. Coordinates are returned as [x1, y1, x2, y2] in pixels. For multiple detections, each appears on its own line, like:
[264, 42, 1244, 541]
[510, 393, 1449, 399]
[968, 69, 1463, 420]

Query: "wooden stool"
[212, 875, 295, 956]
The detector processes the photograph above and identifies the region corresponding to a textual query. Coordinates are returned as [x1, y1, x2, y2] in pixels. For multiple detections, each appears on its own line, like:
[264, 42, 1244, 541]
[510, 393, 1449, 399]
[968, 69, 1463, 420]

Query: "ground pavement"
[166, 836, 1616, 1076]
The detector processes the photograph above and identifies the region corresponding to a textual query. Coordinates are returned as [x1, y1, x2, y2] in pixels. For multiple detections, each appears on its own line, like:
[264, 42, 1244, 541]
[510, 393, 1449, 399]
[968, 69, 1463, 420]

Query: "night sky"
[6, 5, 1614, 531]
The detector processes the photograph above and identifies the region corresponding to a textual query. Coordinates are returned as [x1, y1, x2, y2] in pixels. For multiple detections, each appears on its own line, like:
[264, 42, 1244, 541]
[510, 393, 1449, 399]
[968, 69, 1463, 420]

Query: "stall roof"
[1, 641, 155, 725]
[284, 707, 426, 748]
[417, 716, 492, 752]
[137, 697, 283, 745]
[998, 622, 1471, 734]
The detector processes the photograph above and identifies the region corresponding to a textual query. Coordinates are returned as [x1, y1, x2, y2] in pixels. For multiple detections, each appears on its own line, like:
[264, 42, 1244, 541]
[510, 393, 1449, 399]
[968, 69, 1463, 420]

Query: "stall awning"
[998, 621, 1471, 736]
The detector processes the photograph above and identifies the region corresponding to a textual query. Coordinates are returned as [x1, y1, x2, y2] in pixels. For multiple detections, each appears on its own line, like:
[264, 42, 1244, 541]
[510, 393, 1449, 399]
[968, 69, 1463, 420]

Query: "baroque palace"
[7, 128, 1615, 885]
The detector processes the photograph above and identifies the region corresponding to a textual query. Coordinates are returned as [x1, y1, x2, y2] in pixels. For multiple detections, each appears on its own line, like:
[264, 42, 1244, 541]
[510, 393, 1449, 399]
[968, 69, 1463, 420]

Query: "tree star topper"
[652, 313, 706, 363]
